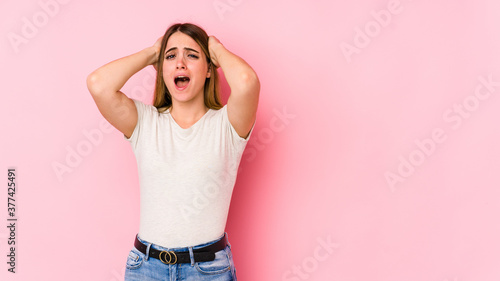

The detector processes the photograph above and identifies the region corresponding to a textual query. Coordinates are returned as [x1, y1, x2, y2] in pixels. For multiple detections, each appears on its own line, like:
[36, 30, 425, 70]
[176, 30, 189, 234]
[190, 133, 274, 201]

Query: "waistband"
[136, 232, 229, 252]
[134, 232, 229, 265]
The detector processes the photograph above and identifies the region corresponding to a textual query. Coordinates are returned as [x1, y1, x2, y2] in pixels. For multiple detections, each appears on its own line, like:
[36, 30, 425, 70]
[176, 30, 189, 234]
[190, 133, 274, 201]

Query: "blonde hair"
[152, 23, 222, 113]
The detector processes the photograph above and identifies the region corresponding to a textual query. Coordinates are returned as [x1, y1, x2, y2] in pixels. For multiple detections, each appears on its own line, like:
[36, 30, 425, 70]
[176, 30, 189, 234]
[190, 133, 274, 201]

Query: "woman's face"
[162, 31, 210, 105]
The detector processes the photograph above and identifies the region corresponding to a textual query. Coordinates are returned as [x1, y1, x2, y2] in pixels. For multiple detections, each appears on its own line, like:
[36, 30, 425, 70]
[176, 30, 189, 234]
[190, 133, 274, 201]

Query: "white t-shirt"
[124, 99, 253, 248]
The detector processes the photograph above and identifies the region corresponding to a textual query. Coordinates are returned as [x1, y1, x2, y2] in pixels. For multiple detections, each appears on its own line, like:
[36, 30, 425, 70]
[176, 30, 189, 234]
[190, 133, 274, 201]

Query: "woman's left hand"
[208, 36, 222, 68]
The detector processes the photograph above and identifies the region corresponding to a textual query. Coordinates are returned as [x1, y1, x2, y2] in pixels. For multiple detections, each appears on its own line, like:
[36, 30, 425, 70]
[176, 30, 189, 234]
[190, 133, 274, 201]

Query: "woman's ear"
[206, 64, 211, 78]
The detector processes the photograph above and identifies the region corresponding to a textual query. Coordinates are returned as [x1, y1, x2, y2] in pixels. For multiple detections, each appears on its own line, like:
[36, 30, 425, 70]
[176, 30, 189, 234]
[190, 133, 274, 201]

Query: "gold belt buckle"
[159, 250, 177, 265]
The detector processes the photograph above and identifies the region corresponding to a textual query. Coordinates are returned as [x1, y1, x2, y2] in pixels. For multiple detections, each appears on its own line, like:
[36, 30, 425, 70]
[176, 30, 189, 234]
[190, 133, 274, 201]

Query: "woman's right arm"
[86, 37, 162, 139]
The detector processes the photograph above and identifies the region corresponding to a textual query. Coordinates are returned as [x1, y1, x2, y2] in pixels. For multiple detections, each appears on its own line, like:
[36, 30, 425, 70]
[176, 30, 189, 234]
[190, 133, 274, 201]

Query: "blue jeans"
[124, 232, 237, 281]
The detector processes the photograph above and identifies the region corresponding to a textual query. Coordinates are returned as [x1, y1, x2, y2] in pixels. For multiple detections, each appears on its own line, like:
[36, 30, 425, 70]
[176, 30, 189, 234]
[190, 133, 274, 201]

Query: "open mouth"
[174, 76, 190, 90]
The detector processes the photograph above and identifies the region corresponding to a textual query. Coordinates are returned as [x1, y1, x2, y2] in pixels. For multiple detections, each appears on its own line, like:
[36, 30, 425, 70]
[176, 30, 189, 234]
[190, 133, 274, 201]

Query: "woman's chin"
[171, 92, 197, 103]
[168, 87, 204, 104]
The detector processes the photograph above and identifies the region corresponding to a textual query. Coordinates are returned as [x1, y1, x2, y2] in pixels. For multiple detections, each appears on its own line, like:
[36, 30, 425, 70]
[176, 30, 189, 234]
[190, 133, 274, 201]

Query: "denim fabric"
[124, 232, 237, 281]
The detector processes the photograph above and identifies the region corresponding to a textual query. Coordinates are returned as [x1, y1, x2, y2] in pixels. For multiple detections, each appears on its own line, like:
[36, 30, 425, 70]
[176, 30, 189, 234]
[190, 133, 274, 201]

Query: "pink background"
[2, 0, 500, 280]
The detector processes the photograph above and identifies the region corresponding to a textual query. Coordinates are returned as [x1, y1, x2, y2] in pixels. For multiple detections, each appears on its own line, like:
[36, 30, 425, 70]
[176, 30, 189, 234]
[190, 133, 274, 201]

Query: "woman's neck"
[169, 100, 209, 129]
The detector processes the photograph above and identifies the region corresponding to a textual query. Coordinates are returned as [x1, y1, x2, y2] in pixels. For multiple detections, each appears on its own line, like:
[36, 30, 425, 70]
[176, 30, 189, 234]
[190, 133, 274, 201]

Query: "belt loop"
[145, 242, 152, 261]
[225, 232, 231, 248]
[188, 246, 195, 266]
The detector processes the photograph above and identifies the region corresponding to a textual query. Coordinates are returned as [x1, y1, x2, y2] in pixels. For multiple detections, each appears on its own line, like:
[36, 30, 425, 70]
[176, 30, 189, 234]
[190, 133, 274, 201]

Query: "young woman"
[86, 23, 259, 281]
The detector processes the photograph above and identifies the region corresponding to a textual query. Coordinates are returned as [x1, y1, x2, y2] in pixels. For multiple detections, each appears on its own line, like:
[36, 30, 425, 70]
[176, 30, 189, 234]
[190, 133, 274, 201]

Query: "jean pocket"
[126, 248, 144, 270]
[194, 247, 231, 275]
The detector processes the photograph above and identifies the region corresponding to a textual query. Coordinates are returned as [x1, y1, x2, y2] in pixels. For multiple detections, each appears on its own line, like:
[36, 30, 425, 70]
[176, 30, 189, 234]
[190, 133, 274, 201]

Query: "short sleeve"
[123, 99, 147, 146]
[221, 105, 255, 150]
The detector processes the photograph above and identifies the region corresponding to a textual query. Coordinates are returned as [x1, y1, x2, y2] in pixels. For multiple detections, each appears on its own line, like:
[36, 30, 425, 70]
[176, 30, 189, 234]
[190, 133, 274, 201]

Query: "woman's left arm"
[209, 36, 260, 139]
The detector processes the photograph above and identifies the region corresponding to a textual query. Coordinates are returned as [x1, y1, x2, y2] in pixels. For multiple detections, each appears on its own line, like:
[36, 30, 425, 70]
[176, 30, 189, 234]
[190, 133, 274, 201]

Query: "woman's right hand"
[151, 36, 163, 71]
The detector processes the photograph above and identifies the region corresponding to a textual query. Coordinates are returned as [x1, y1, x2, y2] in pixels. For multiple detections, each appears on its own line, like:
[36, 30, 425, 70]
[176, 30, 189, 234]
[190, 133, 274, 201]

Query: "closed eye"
[188, 54, 199, 59]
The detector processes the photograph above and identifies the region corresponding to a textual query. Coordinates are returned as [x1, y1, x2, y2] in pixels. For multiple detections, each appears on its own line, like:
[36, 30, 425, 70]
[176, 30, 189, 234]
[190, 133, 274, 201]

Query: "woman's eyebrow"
[165, 47, 200, 54]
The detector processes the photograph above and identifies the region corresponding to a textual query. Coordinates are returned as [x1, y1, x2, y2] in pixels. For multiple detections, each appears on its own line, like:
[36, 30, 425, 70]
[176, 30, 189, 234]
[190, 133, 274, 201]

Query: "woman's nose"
[176, 56, 186, 69]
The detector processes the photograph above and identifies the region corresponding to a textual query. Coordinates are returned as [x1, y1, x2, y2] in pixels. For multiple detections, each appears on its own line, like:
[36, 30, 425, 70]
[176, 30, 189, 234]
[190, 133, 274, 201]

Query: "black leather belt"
[133, 234, 227, 264]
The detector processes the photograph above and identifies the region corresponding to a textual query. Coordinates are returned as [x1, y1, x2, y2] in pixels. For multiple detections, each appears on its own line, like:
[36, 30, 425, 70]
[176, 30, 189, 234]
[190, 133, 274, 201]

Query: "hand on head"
[208, 36, 222, 69]
[151, 36, 163, 71]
